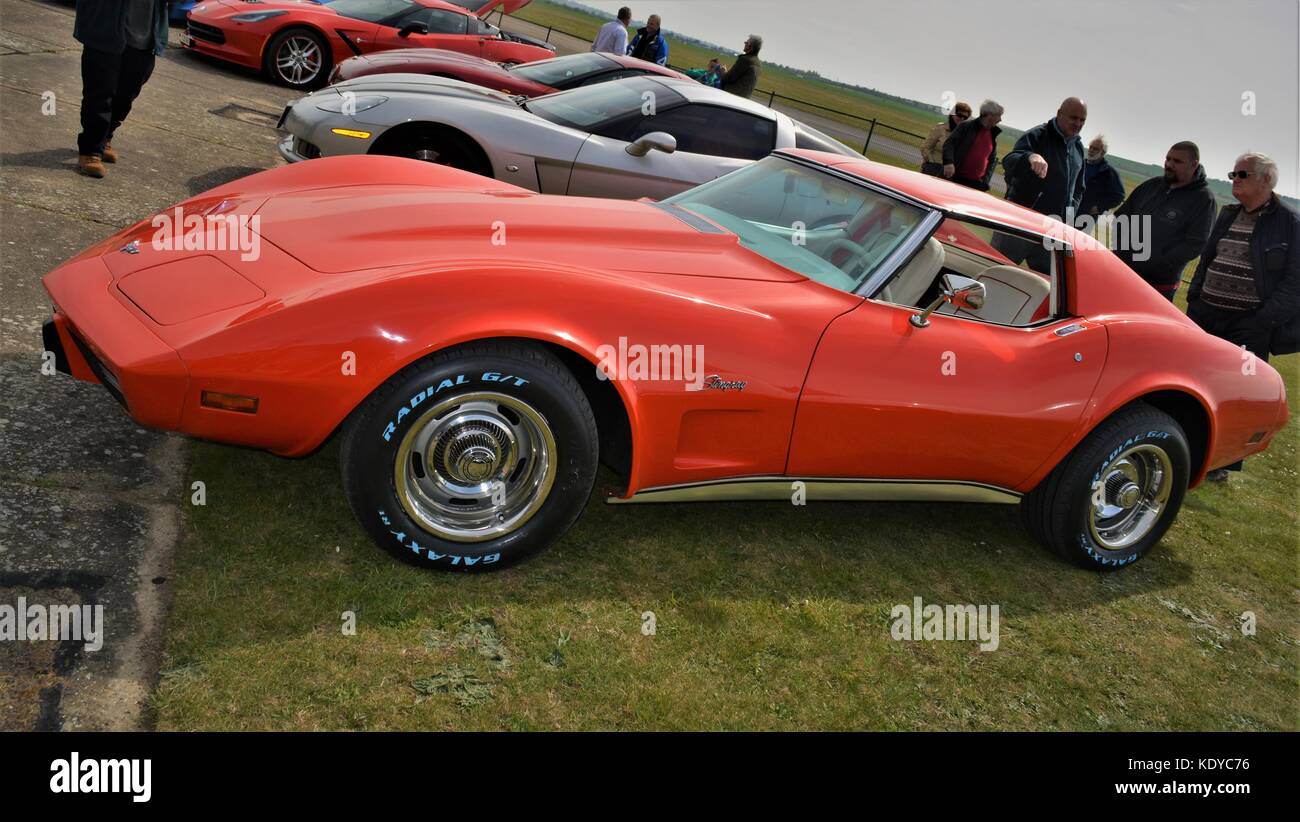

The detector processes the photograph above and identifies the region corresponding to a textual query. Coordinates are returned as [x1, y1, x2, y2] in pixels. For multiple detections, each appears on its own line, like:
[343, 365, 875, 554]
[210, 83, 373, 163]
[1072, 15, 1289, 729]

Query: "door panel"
[565, 134, 743, 199]
[787, 300, 1107, 490]
[372, 8, 471, 54]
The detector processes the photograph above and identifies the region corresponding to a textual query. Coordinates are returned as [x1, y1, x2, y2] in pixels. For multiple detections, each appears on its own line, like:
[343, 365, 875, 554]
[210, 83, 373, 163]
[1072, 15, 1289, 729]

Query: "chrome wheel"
[1088, 444, 1172, 550]
[393, 392, 556, 543]
[412, 148, 441, 163]
[275, 35, 322, 86]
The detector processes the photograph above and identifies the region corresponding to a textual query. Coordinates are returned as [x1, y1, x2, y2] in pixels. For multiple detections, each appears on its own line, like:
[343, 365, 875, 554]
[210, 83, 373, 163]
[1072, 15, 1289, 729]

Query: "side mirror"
[398, 22, 429, 37]
[910, 273, 986, 328]
[626, 131, 676, 157]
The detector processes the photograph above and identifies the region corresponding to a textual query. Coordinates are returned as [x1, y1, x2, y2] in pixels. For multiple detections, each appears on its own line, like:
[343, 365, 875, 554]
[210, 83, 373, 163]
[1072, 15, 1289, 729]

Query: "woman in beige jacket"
[920, 101, 971, 176]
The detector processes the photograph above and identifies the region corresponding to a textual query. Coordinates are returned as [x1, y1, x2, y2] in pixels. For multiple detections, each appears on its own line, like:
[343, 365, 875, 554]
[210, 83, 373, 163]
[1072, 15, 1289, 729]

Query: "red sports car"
[182, 0, 551, 89]
[40, 152, 1289, 573]
[329, 48, 689, 94]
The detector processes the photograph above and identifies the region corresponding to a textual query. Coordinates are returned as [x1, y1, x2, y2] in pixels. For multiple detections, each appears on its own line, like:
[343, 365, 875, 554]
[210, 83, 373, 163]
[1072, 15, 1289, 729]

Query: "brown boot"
[102, 143, 118, 163]
[78, 154, 106, 178]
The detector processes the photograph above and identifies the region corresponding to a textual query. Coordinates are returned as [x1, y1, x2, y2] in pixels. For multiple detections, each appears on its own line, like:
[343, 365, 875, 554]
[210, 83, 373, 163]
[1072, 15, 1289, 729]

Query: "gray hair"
[746, 34, 763, 54]
[979, 99, 1004, 117]
[1236, 151, 1278, 188]
[1089, 134, 1108, 152]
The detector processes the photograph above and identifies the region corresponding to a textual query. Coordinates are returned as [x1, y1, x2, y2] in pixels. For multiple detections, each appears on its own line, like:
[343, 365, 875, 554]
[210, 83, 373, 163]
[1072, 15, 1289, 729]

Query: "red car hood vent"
[253, 185, 801, 281]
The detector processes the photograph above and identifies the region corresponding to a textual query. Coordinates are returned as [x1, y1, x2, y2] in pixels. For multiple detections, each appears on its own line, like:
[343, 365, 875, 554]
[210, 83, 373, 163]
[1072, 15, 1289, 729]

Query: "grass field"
[152, 335, 1299, 730]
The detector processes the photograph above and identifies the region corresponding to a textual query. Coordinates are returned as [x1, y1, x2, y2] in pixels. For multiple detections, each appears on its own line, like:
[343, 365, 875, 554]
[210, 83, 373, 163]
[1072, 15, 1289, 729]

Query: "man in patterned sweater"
[1187, 151, 1300, 480]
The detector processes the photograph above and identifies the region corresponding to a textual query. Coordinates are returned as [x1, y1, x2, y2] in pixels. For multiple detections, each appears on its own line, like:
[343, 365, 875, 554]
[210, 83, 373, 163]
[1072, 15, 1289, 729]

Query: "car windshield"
[662, 156, 932, 292]
[328, 0, 415, 24]
[510, 53, 615, 85]
[527, 77, 678, 131]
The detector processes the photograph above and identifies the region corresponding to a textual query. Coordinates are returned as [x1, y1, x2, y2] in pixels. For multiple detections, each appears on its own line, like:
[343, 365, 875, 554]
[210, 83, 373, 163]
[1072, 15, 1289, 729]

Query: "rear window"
[794, 124, 859, 157]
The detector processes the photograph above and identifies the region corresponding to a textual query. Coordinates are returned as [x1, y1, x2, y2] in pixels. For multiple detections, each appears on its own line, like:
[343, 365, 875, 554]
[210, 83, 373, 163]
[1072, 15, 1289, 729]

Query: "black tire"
[339, 341, 597, 572]
[263, 27, 331, 90]
[1020, 402, 1190, 570]
[372, 126, 491, 176]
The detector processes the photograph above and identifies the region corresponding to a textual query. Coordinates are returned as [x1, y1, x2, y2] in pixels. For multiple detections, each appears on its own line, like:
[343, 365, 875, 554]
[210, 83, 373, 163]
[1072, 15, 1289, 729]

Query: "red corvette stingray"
[183, 0, 550, 89]
[329, 48, 689, 94]
[41, 152, 1288, 573]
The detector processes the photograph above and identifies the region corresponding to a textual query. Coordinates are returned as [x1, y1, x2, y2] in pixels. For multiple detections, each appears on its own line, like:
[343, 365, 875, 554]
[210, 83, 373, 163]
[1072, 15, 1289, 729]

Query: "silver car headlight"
[315, 95, 388, 114]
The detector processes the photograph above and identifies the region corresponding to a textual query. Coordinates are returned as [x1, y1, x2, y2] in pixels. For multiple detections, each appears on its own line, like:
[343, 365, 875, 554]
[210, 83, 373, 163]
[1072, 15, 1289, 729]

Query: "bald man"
[994, 97, 1089, 268]
[1003, 97, 1088, 219]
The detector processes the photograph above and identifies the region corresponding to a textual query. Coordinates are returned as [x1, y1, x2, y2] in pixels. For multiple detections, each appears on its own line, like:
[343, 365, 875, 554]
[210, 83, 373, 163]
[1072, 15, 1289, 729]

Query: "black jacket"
[940, 118, 1001, 190]
[1188, 194, 1300, 355]
[1002, 119, 1085, 217]
[1113, 165, 1217, 289]
[720, 53, 760, 99]
[74, 0, 168, 56]
[1078, 159, 1125, 215]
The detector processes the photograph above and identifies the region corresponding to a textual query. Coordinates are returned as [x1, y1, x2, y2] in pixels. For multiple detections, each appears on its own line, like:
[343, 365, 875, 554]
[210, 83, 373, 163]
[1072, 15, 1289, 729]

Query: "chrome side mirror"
[626, 131, 677, 157]
[910, 274, 986, 328]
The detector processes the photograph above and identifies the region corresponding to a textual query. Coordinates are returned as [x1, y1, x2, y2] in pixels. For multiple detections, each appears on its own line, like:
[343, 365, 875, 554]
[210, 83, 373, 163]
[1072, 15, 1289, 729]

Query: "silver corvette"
[276, 73, 858, 199]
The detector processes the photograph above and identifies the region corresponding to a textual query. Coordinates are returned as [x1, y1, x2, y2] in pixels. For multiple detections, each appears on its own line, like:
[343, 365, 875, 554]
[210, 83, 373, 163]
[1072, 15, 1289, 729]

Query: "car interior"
[876, 234, 1053, 327]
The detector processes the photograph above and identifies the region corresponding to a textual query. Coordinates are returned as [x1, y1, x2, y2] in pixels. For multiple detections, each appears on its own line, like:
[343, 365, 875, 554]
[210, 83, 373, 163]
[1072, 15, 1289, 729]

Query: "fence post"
[863, 119, 877, 153]
[767, 89, 776, 107]
[545, 26, 553, 43]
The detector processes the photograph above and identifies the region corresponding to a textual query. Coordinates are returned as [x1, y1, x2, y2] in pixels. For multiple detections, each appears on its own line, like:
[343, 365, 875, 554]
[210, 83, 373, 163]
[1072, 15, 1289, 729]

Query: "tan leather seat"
[939, 264, 1050, 326]
[878, 236, 944, 307]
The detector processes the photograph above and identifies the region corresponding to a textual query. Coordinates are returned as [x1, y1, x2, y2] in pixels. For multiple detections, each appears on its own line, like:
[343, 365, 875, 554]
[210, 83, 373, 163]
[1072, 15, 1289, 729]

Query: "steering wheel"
[825, 237, 871, 278]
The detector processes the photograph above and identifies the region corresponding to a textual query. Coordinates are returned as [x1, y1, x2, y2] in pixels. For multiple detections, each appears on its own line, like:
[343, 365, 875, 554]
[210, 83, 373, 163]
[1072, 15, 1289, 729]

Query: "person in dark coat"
[1186, 152, 1300, 481]
[1112, 141, 1216, 300]
[993, 97, 1088, 269]
[720, 35, 762, 99]
[941, 99, 1003, 191]
[73, 0, 168, 178]
[1078, 135, 1125, 217]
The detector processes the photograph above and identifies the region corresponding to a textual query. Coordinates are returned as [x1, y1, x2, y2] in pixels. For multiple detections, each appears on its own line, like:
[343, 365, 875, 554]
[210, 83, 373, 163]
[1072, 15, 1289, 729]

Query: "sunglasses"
[1228, 170, 1252, 180]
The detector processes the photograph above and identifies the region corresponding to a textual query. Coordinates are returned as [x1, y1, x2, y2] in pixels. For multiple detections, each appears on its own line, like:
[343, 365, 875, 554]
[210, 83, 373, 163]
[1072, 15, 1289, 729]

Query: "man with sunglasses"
[1187, 152, 1300, 481]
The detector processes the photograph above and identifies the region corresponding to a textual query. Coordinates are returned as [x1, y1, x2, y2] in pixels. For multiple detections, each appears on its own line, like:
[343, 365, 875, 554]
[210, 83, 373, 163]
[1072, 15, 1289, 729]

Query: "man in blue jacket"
[628, 14, 669, 66]
[73, 0, 168, 178]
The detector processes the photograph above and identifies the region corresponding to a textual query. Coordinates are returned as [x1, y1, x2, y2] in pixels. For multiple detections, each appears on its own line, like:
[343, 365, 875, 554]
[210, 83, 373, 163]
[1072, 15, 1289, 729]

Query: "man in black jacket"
[74, 0, 168, 178]
[720, 35, 762, 98]
[941, 99, 1003, 191]
[1187, 152, 1300, 480]
[1002, 97, 1088, 219]
[994, 97, 1088, 269]
[1112, 141, 1216, 300]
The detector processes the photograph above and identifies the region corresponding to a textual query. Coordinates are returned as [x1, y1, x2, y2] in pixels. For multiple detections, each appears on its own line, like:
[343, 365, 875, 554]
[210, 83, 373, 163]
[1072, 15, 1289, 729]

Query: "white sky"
[578, 0, 1300, 197]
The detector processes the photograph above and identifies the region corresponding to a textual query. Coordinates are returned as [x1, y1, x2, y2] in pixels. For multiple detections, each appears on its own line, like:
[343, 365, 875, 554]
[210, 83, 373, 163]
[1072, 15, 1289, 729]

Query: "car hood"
[251, 182, 801, 283]
[321, 72, 519, 106]
[468, 0, 534, 17]
[197, 0, 339, 15]
[347, 48, 503, 73]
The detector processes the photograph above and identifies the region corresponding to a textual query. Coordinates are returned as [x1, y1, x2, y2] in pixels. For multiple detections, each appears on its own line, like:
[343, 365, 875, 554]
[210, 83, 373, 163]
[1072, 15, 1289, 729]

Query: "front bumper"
[42, 257, 190, 431]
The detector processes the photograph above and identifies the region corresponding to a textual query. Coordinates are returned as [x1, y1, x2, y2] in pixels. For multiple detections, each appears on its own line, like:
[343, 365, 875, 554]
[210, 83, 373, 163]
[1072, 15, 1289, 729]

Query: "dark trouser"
[990, 231, 1052, 274]
[1187, 299, 1272, 471]
[951, 174, 988, 191]
[78, 44, 156, 156]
